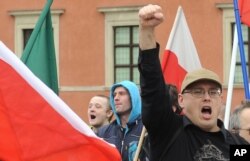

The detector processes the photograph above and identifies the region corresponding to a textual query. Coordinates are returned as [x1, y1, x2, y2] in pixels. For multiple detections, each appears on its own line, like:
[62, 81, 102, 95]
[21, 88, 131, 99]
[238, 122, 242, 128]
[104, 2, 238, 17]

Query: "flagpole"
[133, 126, 146, 161]
[224, 26, 238, 129]
[233, 0, 250, 99]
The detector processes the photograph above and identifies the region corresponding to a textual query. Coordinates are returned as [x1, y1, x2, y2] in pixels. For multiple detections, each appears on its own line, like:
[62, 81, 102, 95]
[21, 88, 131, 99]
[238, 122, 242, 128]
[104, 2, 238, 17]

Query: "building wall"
[0, 0, 243, 123]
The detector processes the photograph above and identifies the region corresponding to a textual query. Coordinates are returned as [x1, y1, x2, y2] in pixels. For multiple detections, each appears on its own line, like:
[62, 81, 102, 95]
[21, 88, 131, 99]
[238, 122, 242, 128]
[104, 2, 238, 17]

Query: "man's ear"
[107, 110, 114, 119]
[178, 94, 184, 108]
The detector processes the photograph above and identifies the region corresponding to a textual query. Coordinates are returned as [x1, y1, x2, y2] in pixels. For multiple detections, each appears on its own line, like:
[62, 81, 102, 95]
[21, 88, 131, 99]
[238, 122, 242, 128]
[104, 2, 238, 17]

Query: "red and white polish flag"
[0, 41, 121, 161]
[161, 6, 202, 92]
[238, 0, 250, 27]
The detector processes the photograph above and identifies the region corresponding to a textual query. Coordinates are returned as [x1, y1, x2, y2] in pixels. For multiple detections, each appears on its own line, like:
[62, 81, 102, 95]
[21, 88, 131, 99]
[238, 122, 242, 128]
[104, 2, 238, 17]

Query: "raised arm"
[138, 5, 183, 159]
[138, 4, 176, 129]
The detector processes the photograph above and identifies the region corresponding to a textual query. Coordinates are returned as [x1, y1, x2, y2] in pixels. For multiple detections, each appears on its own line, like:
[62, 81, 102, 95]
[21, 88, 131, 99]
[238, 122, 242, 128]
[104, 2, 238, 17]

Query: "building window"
[9, 9, 64, 59]
[23, 28, 55, 51]
[216, 3, 250, 87]
[233, 24, 250, 84]
[114, 26, 139, 84]
[9, 9, 63, 87]
[98, 6, 142, 87]
[23, 29, 33, 49]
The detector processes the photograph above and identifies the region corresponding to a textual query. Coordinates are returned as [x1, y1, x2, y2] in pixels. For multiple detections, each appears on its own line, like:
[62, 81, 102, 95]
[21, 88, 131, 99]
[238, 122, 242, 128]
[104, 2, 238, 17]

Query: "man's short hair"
[229, 100, 250, 132]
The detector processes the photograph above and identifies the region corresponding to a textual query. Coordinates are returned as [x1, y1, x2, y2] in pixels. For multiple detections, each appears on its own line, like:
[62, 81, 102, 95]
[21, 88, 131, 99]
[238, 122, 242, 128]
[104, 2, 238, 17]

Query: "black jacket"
[138, 44, 248, 161]
[97, 116, 145, 161]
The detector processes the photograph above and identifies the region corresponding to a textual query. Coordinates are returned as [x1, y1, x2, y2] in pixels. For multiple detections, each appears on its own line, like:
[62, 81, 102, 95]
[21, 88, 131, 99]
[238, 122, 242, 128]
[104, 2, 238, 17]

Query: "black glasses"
[232, 128, 250, 135]
[183, 88, 221, 98]
[239, 128, 250, 135]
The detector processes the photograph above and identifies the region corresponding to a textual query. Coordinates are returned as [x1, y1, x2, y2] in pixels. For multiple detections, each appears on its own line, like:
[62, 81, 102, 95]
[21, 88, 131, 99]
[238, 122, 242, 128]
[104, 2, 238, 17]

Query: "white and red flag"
[161, 6, 202, 92]
[0, 41, 120, 161]
[238, 0, 250, 27]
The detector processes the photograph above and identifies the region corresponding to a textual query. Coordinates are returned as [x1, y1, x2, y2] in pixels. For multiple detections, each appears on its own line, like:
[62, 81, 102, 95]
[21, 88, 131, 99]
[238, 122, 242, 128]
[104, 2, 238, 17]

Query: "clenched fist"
[139, 4, 164, 28]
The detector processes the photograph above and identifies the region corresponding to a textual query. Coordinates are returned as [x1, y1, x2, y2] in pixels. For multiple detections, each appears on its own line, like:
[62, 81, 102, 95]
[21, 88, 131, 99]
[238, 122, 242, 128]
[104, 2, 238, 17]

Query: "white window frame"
[98, 6, 142, 87]
[9, 9, 64, 69]
[216, 3, 243, 87]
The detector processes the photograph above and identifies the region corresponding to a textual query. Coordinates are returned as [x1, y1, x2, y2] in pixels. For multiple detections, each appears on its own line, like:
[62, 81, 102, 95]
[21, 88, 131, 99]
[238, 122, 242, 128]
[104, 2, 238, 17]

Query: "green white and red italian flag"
[0, 41, 120, 161]
[161, 6, 202, 92]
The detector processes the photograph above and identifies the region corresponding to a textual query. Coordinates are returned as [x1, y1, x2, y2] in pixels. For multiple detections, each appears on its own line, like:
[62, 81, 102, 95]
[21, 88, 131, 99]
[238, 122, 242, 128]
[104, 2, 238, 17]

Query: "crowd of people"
[85, 4, 250, 161]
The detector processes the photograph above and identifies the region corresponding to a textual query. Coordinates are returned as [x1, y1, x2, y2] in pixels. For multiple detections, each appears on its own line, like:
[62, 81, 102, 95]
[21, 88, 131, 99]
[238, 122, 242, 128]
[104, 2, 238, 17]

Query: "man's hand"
[139, 4, 164, 29]
[139, 4, 164, 50]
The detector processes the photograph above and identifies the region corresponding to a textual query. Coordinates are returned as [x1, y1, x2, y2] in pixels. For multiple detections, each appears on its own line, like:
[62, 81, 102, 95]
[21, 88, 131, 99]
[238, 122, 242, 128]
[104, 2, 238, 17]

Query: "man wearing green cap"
[138, 4, 248, 161]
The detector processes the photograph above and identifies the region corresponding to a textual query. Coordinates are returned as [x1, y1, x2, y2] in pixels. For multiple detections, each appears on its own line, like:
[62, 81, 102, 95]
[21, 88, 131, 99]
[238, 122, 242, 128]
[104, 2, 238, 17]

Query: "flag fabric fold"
[0, 41, 120, 161]
[21, 0, 58, 94]
[238, 0, 250, 27]
[161, 6, 202, 92]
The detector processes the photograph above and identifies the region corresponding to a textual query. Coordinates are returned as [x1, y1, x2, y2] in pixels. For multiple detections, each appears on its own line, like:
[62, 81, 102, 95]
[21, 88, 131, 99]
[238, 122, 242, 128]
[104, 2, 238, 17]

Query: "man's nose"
[88, 105, 94, 110]
[203, 91, 211, 99]
[114, 94, 119, 100]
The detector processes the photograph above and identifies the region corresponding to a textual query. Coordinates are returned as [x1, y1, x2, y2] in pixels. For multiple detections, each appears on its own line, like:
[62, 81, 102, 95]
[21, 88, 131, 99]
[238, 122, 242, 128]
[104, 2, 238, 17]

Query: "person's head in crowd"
[97, 80, 144, 161]
[110, 80, 141, 128]
[229, 100, 250, 143]
[168, 84, 183, 114]
[179, 68, 223, 132]
[88, 95, 113, 133]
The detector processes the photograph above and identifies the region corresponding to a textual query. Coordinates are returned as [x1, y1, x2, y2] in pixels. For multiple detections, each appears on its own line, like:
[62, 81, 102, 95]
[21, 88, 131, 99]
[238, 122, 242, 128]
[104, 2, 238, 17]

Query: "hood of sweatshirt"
[110, 80, 141, 127]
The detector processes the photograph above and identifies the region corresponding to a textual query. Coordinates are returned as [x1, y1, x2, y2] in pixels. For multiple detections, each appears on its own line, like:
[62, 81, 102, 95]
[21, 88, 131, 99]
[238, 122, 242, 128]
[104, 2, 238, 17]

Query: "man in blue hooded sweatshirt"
[97, 80, 145, 161]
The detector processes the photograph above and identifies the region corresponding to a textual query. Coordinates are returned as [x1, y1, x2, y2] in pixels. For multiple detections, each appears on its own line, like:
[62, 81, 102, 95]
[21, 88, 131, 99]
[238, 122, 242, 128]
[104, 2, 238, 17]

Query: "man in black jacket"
[138, 4, 248, 161]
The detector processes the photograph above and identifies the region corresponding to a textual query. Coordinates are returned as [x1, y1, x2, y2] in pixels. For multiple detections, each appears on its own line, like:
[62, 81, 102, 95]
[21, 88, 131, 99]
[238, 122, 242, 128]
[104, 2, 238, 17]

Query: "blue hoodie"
[97, 80, 144, 161]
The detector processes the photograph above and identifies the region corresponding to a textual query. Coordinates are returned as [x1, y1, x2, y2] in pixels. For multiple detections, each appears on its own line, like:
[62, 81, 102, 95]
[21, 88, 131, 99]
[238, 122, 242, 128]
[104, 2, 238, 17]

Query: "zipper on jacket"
[120, 128, 126, 156]
[120, 140, 124, 153]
